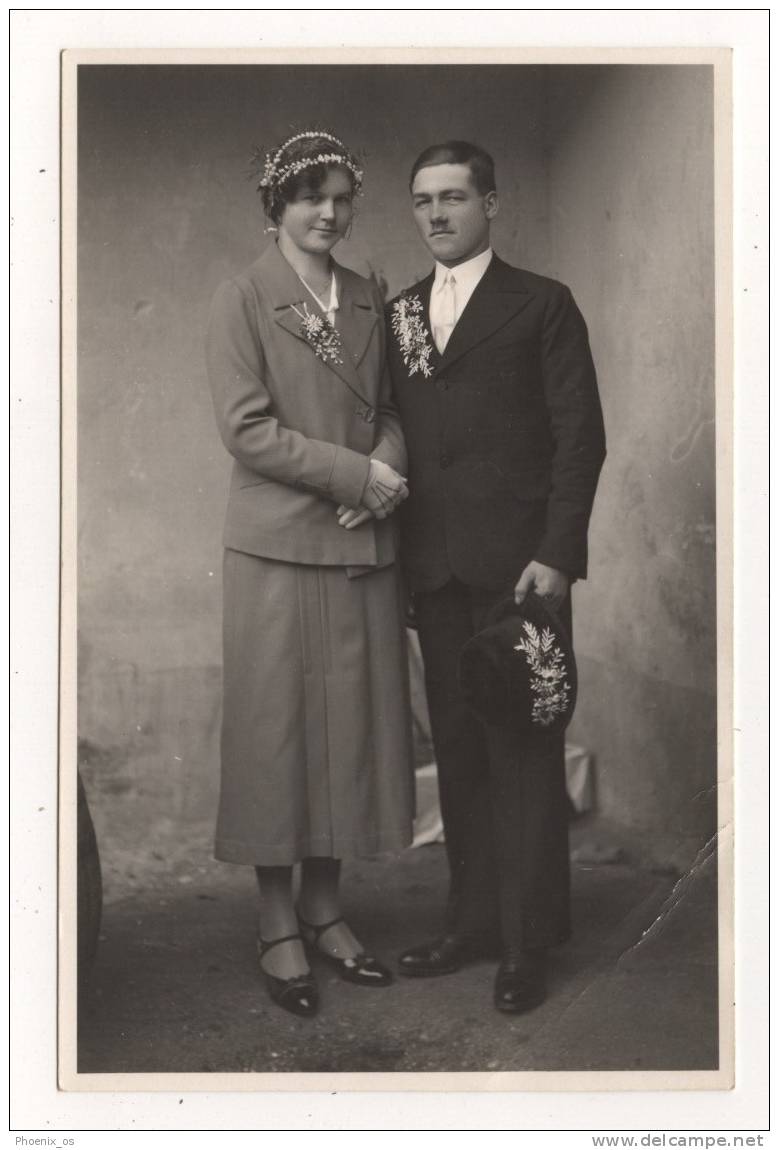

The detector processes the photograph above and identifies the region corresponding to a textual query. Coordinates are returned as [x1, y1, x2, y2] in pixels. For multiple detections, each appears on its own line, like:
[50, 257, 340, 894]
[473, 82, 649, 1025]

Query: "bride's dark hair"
[249, 130, 363, 225]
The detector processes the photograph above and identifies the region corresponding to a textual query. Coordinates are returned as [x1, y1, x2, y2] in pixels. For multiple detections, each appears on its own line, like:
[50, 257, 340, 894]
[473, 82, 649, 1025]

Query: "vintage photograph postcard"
[10, 9, 769, 1136]
[59, 45, 732, 1093]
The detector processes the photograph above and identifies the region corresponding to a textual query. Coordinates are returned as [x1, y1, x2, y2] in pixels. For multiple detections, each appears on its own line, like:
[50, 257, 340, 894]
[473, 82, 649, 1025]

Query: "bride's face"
[278, 167, 354, 256]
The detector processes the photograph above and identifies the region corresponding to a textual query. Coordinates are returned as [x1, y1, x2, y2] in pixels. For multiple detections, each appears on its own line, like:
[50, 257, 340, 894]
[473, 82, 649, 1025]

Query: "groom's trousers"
[414, 577, 572, 952]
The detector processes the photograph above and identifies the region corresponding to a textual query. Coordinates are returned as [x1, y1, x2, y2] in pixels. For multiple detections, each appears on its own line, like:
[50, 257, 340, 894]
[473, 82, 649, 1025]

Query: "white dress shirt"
[429, 247, 493, 352]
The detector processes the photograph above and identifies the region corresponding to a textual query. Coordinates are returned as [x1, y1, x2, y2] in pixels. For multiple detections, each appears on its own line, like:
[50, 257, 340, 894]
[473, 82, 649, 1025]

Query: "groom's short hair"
[409, 141, 497, 195]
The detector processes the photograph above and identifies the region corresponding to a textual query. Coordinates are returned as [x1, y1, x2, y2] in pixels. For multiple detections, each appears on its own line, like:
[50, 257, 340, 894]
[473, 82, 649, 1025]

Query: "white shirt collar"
[433, 247, 493, 294]
[300, 271, 340, 318]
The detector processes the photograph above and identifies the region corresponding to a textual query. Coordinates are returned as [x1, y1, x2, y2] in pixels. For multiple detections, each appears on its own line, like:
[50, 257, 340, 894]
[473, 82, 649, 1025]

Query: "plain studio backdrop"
[76, 64, 716, 865]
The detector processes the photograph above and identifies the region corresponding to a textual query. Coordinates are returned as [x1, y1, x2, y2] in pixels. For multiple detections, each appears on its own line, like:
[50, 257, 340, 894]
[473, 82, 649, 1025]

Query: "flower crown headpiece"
[255, 130, 364, 200]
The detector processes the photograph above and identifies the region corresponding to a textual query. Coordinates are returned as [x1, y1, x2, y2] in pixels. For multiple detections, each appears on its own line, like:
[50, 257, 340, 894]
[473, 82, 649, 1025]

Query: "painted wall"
[76, 65, 717, 850]
[544, 66, 717, 841]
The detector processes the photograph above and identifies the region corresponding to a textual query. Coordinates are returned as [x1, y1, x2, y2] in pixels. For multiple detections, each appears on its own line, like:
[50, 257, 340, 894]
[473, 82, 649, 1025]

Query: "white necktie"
[433, 272, 457, 353]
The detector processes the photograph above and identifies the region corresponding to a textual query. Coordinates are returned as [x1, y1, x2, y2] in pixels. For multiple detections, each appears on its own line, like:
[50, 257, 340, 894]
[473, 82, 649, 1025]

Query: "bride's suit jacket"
[206, 240, 406, 571]
[386, 254, 606, 592]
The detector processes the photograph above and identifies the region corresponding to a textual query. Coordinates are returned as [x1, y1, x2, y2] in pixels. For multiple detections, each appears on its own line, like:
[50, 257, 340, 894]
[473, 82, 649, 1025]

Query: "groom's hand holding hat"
[514, 560, 569, 612]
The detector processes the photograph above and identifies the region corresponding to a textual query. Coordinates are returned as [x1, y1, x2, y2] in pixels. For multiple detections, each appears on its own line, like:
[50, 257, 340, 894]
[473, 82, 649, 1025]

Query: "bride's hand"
[337, 505, 374, 530]
[361, 459, 408, 520]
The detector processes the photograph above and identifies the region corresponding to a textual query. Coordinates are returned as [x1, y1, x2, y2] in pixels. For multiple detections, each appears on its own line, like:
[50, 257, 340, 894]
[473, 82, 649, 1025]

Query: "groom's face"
[410, 163, 497, 267]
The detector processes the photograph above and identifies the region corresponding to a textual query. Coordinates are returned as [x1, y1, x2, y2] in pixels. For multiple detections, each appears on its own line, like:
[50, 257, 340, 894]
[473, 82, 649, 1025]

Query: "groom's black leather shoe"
[493, 948, 548, 1014]
[398, 932, 499, 978]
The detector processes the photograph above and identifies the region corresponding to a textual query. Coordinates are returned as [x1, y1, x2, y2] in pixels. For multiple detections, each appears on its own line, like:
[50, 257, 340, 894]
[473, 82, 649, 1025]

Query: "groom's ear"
[484, 191, 499, 220]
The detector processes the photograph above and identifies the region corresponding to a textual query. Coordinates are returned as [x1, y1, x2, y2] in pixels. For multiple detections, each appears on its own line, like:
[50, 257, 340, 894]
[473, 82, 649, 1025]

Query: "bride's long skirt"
[214, 548, 415, 866]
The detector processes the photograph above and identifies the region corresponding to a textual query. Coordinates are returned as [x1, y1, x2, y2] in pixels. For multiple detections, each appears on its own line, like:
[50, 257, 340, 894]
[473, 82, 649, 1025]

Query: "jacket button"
[439, 453, 451, 469]
[436, 379, 449, 392]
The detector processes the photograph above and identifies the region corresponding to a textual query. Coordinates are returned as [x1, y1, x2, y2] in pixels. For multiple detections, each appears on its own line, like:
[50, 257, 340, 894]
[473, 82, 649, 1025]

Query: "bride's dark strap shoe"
[297, 913, 393, 987]
[257, 933, 319, 1017]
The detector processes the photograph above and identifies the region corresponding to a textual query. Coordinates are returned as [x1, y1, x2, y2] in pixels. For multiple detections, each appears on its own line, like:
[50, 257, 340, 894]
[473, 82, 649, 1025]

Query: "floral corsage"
[291, 302, 343, 366]
[390, 294, 434, 378]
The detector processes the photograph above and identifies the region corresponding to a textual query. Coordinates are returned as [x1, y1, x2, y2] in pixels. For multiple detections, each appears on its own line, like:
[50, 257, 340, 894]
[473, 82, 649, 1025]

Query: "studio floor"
[77, 812, 719, 1076]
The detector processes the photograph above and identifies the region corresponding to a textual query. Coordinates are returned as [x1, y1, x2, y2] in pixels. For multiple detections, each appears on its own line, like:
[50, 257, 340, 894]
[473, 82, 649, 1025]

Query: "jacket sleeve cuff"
[370, 437, 406, 474]
[328, 447, 371, 508]
[533, 541, 586, 582]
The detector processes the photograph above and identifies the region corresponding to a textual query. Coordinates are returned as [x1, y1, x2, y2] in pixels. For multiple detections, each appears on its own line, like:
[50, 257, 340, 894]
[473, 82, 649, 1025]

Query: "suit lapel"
[433, 255, 534, 378]
[334, 283, 379, 384]
[418, 274, 441, 369]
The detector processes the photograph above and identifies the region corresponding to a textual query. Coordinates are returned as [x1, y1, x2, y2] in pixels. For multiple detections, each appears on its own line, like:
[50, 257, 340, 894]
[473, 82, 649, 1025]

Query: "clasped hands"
[335, 467, 569, 616]
[336, 459, 408, 530]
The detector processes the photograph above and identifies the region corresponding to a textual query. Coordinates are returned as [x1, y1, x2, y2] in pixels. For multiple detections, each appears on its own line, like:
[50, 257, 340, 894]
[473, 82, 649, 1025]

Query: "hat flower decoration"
[513, 620, 572, 727]
[458, 592, 578, 737]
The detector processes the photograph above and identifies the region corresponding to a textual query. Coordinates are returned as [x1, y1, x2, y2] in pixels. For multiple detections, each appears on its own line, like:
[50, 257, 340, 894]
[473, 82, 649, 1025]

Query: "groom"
[384, 141, 606, 1013]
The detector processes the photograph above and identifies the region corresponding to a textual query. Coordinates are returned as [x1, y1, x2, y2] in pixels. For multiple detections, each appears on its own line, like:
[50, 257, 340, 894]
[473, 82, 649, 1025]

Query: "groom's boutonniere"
[391, 294, 434, 378]
[291, 302, 343, 366]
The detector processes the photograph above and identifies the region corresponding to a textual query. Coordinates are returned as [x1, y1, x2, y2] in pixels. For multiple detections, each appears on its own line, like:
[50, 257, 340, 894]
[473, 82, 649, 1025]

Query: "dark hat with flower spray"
[458, 593, 577, 736]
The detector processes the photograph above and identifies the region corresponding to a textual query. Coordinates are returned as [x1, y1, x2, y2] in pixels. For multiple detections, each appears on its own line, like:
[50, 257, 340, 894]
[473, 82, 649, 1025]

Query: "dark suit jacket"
[386, 254, 606, 592]
[206, 240, 406, 570]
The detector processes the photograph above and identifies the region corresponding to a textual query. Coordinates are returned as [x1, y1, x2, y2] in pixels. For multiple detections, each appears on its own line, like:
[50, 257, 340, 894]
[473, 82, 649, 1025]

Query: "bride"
[205, 129, 415, 1017]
